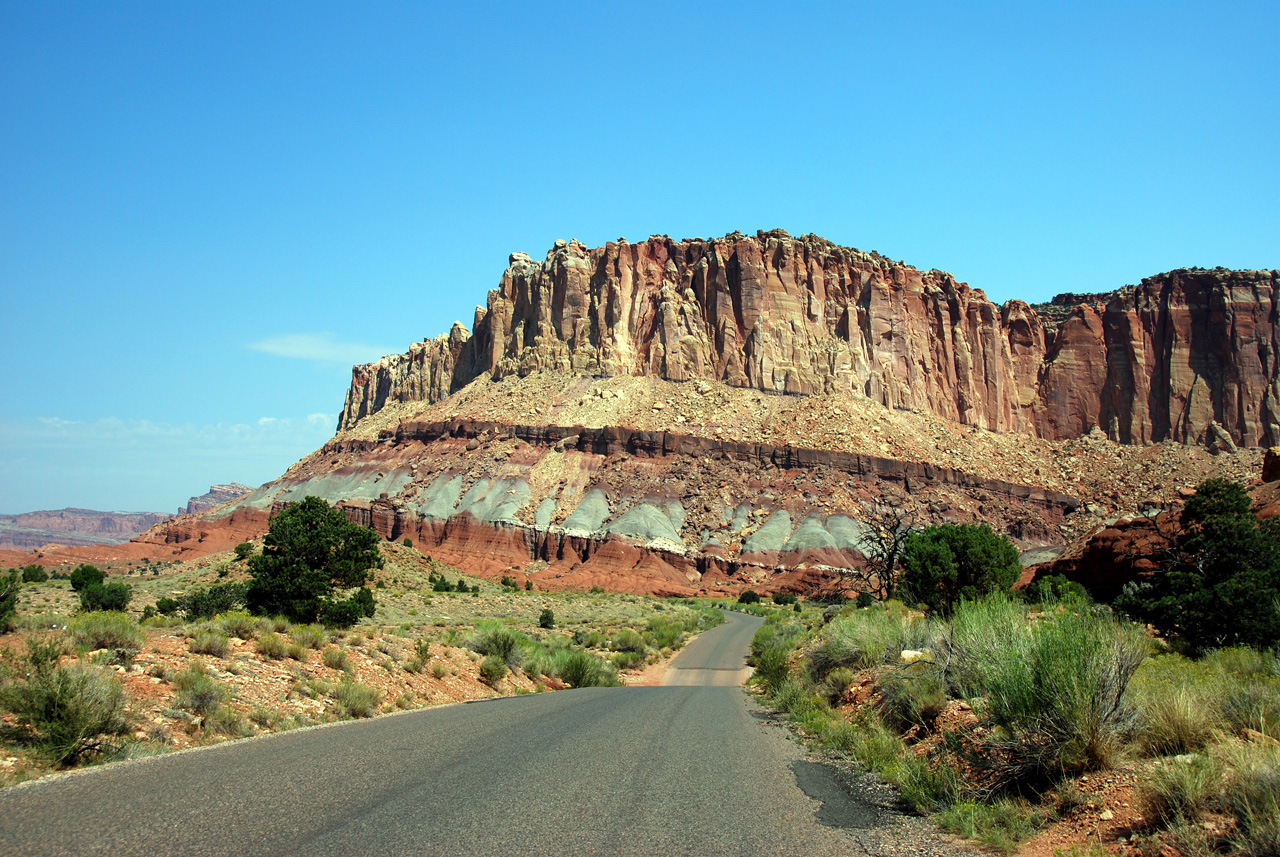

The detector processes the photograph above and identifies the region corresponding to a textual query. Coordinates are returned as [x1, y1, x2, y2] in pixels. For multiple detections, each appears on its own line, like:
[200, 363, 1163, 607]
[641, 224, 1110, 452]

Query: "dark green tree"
[79, 582, 131, 612]
[900, 523, 1021, 614]
[21, 564, 48, 583]
[1116, 478, 1280, 651]
[245, 496, 382, 625]
[69, 564, 105, 591]
[233, 542, 254, 561]
[0, 570, 19, 632]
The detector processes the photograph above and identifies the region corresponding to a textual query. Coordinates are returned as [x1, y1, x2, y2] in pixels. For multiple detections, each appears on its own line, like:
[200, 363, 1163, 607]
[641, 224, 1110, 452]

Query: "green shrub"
[469, 624, 522, 663]
[332, 681, 381, 717]
[256, 632, 288, 660]
[217, 610, 262, 639]
[936, 798, 1048, 853]
[172, 661, 230, 719]
[1026, 574, 1089, 605]
[1140, 754, 1224, 826]
[877, 663, 949, 732]
[612, 629, 645, 653]
[321, 647, 349, 671]
[402, 537, 413, 548]
[772, 592, 798, 606]
[949, 597, 1147, 789]
[155, 597, 180, 616]
[538, 608, 555, 629]
[68, 611, 144, 662]
[78, 582, 132, 612]
[320, 587, 376, 628]
[1137, 684, 1218, 755]
[430, 660, 448, 679]
[179, 582, 246, 620]
[69, 564, 105, 591]
[1222, 742, 1280, 857]
[233, 542, 254, 561]
[21, 564, 49, 583]
[0, 650, 128, 765]
[614, 650, 645, 670]
[809, 602, 932, 677]
[555, 649, 618, 688]
[189, 629, 231, 657]
[289, 624, 327, 649]
[646, 617, 685, 649]
[818, 666, 854, 704]
[479, 654, 507, 685]
[737, 590, 761, 604]
[900, 523, 1021, 615]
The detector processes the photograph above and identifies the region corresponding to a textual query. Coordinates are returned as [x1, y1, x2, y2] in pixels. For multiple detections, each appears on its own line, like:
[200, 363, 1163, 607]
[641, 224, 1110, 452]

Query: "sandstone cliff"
[181, 483, 254, 516]
[0, 508, 173, 551]
[341, 231, 1279, 448]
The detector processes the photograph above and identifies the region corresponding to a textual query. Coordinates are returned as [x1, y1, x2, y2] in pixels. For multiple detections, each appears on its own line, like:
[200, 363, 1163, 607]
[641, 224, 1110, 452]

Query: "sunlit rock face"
[341, 231, 1280, 450]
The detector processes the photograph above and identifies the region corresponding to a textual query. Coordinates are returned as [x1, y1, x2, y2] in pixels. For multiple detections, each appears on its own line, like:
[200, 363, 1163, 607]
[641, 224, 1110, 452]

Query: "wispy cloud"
[246, 333, 393, 365]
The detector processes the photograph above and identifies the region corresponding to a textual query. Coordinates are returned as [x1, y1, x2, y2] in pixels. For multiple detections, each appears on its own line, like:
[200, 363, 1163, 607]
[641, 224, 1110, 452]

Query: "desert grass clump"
[1220, 740, 1280, 856]
[809, 602, 932, 678]
[479, 654, 507, 685]
[0, 636, 128, 765]
[468, 623, 522, 663]
[877, 663, 949, 733]
[947, 597, 1147, 789]
[67, 611, 144, 663]
[289, 623, 326, 650]
[171, 660, 230, 720]
[216, 610, 263, 639]
[188, 629, 231, 657]
[332, 681, 381, 718]
[1139, 753, 1225, 827]
[935, 799, 1048, 854]
[613, 650, 645, 670]
[612, 629, 645, 653]
[554, 649, 618, 688]
[321, 647, 349, 672]
[429, 660, 448, 680]
[255, 632, 288, 660]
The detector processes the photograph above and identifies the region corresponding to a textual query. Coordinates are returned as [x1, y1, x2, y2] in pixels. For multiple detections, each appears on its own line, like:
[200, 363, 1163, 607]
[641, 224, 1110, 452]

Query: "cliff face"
[0, 508, 174, 550]
[181, 483, 254, 516]
[340, 231, 1279, 448]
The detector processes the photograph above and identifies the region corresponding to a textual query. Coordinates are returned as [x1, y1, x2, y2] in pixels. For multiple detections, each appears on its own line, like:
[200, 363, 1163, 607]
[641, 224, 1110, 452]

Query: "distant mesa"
[181, 483, 254, 516]
[0, 508, 174, 551]
[0, 483, 253, 552]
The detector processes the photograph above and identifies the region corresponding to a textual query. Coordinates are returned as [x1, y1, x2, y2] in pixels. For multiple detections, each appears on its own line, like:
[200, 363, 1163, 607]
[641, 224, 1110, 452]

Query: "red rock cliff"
[341, 231, 1279, 448]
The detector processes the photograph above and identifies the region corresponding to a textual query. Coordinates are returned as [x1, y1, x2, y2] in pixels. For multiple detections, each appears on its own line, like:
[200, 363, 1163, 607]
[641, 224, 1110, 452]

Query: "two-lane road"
[1, 612, 895, 856]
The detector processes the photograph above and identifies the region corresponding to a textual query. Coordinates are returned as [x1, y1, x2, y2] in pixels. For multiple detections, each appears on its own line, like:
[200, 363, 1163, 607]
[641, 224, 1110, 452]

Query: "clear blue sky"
[2, 1, 1276, 513]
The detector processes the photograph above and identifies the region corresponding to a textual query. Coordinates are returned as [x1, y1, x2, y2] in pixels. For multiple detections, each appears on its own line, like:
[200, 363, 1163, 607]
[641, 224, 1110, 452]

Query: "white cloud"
[246, 333, 394, 365]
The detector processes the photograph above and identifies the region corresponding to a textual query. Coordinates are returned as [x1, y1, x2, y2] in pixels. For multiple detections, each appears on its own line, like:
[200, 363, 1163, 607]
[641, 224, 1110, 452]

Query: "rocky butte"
[129, 230, 1272, 595]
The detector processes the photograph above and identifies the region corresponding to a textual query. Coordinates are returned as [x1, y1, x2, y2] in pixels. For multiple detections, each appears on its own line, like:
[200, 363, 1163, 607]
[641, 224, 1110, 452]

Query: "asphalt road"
[0, 611, 893, 857]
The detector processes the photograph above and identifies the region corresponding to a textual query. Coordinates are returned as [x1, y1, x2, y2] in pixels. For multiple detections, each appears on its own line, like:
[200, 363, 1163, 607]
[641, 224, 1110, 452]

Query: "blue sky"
[2, 1, 1276, 513]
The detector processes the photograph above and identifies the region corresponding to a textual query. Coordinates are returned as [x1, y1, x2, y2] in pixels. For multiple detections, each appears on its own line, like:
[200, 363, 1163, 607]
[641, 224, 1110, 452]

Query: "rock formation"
[181, 483, 254, 516]
[341, 232, 1279, 449]
[0, 508, 173, 551]
[60, 231, 1269, 597]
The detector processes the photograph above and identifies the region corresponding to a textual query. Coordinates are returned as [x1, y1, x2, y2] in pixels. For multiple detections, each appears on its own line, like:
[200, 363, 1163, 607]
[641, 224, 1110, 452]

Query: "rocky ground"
[331, 372, 1261, 516]
[0, 541, 709, 787]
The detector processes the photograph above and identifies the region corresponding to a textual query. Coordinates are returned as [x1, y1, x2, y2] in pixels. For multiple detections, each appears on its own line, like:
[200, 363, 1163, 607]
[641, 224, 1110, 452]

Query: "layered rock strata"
[208, 419, 1079, 596]
[342, 232, 1279, 448]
